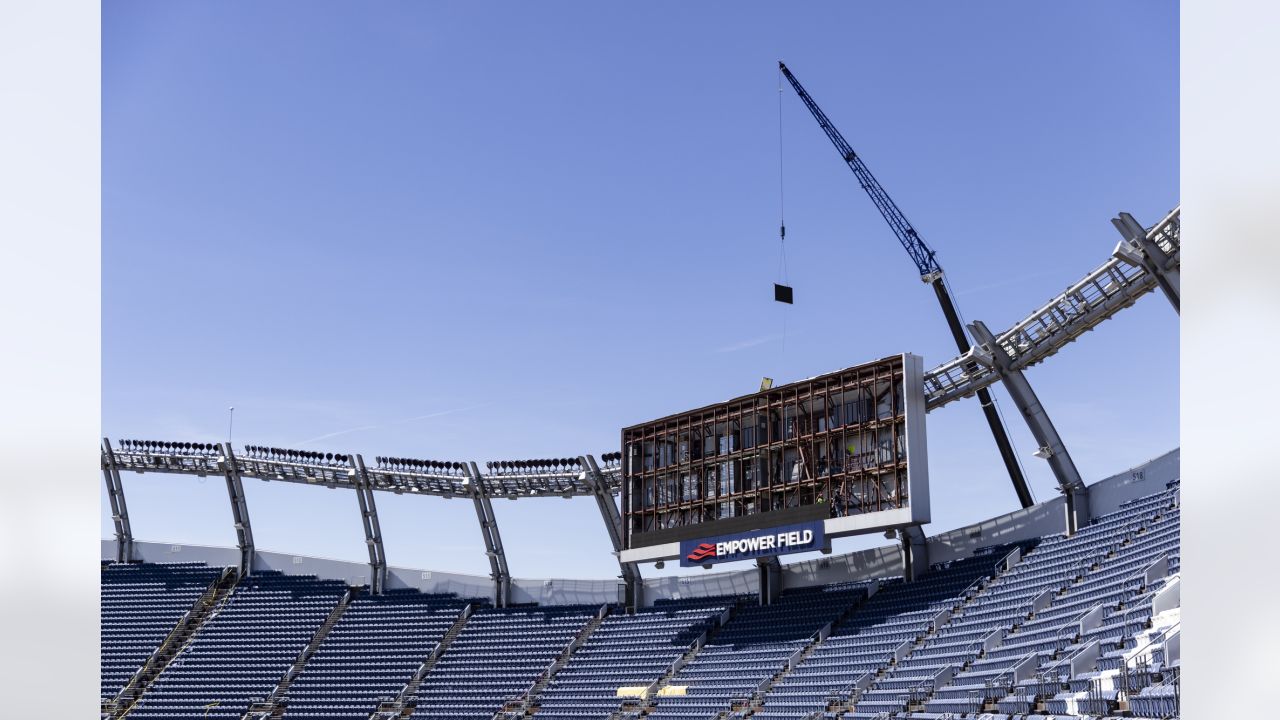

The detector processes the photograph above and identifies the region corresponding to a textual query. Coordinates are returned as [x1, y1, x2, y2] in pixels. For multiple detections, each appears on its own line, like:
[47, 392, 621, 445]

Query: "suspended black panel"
[774, 283, 794, 304]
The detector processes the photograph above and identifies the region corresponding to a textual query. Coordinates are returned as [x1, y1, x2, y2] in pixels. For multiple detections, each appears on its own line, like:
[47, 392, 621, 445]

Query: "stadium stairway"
[123, 570, 351, 719]
[408, 605, 600, 720]
[504, 604, 612, 718]
[645, 584, 871, 720]
[105, 565, 240, 719]
[370, 603, 477, 720]
[241, 585, 359, 719]
[746, 586, 879, 714]
[532, 596, 742, 720]
[759, 545, 1025, 720]
[649, 599, 744, 698]
[101, 562, 227, 702]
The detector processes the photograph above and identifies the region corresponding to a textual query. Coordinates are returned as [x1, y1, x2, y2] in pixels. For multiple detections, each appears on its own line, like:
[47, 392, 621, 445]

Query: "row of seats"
[281, 588, 473, 719]
[536, 598, 733, 720]
[100, 562, 223, 700]
[647, 584, 869, 720]
[409, 605, 599, 720]
[128, 571, 349, 719]
[771, 543, 1029, 720]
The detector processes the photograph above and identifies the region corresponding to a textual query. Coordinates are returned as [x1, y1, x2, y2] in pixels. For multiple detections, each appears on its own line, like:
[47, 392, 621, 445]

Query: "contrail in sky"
[291, 402, 495, 446]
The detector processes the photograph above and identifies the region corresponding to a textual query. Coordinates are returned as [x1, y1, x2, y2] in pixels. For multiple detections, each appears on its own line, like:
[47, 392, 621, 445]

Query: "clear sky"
[102, 1, 1178, 581]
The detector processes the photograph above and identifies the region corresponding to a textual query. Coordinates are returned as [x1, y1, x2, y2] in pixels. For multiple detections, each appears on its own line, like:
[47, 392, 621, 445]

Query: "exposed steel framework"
[622, 355, 914, 548]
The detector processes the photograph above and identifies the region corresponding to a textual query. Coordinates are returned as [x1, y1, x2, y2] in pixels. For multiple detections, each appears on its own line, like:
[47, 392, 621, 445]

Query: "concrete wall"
[256, 549, 375, 587]
[643, 567, 758, 604]
[926, 496, 1068, 565]
[387, 566, 495, 602]
[104, 449, 1180, 605]
[782, 543, 903, 588]
[112, 540, 241, 569]
[1086, 448, 1179, 518]
[511, 577, 622, 607]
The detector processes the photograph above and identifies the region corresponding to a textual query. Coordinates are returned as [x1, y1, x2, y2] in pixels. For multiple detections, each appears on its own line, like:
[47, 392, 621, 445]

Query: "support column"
[1112, 212, 1180, 314]
[900, 526, 929, 582]
[756, 556, 783, 605]
[101, 438, 134, 564]
[351, 455, 387, 594]
[464, 462, 510, 608]
[219, 442, 255, 576]
[969, 321, 1090, 534]
[581, 455, 642, 609]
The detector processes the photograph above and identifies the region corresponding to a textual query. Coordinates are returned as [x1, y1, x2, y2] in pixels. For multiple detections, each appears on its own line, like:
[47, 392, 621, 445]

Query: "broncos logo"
[686, 543, 717, 562]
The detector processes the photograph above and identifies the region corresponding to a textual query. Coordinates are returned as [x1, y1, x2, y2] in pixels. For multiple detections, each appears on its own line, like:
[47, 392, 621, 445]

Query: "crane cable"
[777, 65, 789, 358]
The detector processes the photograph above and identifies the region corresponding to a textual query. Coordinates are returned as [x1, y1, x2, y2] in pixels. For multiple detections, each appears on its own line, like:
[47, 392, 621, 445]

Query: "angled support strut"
[1112, 211, 1179, 313]
[968, 321, 1090, 533]
[101, 438, 134, 563]
[465, 462, 511, 607]
[352, 455, 387, 594]
[219, 442, 255, 575]
[582, 455, 643, 609]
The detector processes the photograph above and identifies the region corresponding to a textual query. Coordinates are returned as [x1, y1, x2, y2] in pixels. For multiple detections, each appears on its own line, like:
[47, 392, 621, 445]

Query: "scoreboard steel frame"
[619, 353, 930, 563]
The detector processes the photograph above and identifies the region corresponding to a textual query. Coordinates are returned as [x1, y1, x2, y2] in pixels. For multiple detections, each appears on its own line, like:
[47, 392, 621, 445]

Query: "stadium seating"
[759, 543, 1028, 720]
[280, 589, 472, 719]
[127, 570, 348, 719]
[100, 562, 223, 700]
[645, 584, 869, 720]
[918, 485, 1181, 719]
[409, 605, 599, 720]
[99, 484, 1181, 720]
[535, 597, 735, 720]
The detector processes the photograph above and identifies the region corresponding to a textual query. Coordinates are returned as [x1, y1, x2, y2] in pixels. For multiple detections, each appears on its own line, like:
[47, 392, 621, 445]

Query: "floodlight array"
[109, 439, 224, 476]
[118, 439, 222, 455]
[243, 445, 352, 465]
[365, 455, 470, 496]
[487, 458, 583, 475]
[233, 445, 358, 489]
[596, 452, 623, 488]
[484, 457, 589, 499]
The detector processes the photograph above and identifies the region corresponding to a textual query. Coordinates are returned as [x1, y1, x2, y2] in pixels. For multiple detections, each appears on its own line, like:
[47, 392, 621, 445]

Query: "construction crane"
[779, 61, 1036, 509]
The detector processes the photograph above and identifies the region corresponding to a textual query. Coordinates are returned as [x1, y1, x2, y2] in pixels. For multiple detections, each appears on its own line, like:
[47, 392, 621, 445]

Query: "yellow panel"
[615, 686, 649, 698]
[657, 685, 688, 697]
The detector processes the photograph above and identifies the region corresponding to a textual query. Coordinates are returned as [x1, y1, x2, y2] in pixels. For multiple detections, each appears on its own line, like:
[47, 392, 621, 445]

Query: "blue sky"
[103, 1, 1178, 580]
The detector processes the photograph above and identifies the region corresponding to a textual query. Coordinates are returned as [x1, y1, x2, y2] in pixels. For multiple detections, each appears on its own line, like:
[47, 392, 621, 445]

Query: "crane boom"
[779, 61, 1036, 509]
[779, 63, 941, 280]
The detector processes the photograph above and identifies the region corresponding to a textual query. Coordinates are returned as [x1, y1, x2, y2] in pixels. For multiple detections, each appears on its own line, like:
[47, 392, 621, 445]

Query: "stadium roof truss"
[101, 439, 627, 605]
[922, 207, 1179, 410]
[103, 205, 1178, 600]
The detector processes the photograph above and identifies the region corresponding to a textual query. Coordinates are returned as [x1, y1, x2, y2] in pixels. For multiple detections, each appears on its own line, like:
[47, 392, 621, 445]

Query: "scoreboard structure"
[618, 354, 930, 567]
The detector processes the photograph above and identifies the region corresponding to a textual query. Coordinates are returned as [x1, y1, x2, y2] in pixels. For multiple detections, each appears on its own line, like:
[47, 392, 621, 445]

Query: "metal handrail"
[959, 575, 986, 601]
[985, 651, 1036, 691]
[995, 546, 1023, 575]
[1119, 620, 1180, 695]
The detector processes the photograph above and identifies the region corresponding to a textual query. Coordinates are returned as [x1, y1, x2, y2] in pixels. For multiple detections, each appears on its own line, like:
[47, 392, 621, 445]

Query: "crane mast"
[779, 61, 1035, 509]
